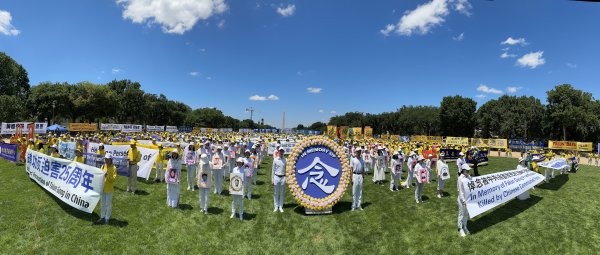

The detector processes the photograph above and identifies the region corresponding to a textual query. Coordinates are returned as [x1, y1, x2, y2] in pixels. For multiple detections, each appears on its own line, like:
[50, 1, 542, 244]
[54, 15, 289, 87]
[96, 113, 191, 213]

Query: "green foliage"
[440, 95, 477, 137]
[546, 84, 600, 141]
[0, 52, 30, 98]
[477, 95, 545, 139]
[0, 95, 26, 122]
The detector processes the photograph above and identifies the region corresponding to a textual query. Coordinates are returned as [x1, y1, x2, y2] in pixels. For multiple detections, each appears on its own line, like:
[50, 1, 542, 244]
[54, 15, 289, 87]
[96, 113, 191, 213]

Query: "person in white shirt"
[271, 148, 286, 213]
[456, 152, 466, 177]
[457, 164, 471, 237]
[426, 154, 435, 182]
[373, 147, 385, 185]
[212, 146, 225, 195]
[516, 158, 531, 200]
[197, 154, 211, 213]
[361, 146, 371, 175]
[390, 152, 403, 191]
[230, 158, 245, 221]
[436, 153, 450, 198]
[414, 155, 429, 203]
[243, 150, 255, 200]
[185, 143, 198, 191]
[404, 151, 417, 189]
[350, 148, 365, 211]
[165, 151, 183, 209]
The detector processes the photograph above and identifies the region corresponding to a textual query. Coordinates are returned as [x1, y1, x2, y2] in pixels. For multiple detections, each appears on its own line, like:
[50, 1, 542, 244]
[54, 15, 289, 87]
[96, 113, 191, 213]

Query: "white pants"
[245, 176, 253, 199]
[232, 195, 243, 219]
[415, 182, 424, 202]
[128, 165, 138, 192]
[273, 176, 285, 209]
[167, 183, 180, 208]
[187, 164, 196, 190]
[213, 169, 223, 194]
[457, 198, 469, 231]
[352, 174, 363, 209]
[252, 168, 257, 185]
[100, 192, 113, 220]
[404, 169, 413, 188]
[223, 164, 230, 182]
[437, 179, 445, 191]
[156, 162, 164, 181]
[199, 188, 209, 211]
[390, 172, 401, 189]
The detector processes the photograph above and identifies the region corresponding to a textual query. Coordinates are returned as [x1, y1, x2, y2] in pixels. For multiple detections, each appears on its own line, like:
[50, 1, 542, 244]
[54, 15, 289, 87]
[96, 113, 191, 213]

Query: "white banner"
[146, 125, 165, 132]
[461, 169, 544, 218]
[25, 149, 104, 213]
[122, 124, 143, 133]
[538, 158, 570, 170]
[58, 141, 77, 160]
[267, 141, 297, 155]
[165, 126, 178, 133]
[100, 123, 122, 131]
[87, 143, 158, 179]
[1, 122, 47, 135]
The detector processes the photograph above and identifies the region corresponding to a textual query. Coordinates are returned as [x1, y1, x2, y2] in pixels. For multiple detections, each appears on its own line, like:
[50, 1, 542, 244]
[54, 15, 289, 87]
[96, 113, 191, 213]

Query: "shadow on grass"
[248, 194, 261, 199]
[290, 201, 373, 215]
[179, 204, 193, 210]
[242, 213, 257, 221]
[134, 190, 150, 196]
[255, 180, 265, 186]
[537, 174, 569, 191]
[93, 218, 129, 228]
[207, 207, 224, 215]
[470, 195, 543, 234]
[421, 195, 430, 202]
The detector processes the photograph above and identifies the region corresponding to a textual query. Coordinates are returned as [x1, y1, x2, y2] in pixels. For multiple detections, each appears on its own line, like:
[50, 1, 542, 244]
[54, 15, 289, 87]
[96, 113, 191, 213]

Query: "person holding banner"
[97, 144, 106, 157]
[36, 143, 46, 154]
[436, 153, 450, 198]
[231, 157, 246, 221]
[166, 151, 183, 208]
[350, 148, 365, 211]
[74, 149, 85, 164]
[271, 148, 287, 213]
[98, 153, 117, 225]
[414, 156, 429, 204]
[50, 144, 60, 158]
[457, 164, 471, 237]
[127, 141, 141, 194]
[185, 143, 198, 191]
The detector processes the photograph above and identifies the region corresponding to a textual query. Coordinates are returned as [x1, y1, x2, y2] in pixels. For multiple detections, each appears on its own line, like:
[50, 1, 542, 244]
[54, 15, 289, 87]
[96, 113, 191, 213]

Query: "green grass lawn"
[1, 156, 599, 254]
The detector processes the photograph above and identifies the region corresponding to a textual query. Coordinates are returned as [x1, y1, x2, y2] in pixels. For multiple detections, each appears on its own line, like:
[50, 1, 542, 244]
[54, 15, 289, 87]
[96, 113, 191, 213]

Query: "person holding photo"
[166, 151, 182, 209]
[197, 154, 211, 214]
[231, 158, 245, 221]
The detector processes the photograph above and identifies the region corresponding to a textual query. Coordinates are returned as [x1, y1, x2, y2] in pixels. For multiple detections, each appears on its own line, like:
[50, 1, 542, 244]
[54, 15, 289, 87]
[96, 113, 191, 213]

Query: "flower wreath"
[286, 136, 351, 211]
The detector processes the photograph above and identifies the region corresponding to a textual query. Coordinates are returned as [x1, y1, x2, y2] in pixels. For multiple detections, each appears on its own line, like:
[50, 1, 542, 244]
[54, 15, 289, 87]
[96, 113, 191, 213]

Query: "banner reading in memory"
[25, 149, 104, 213]
[87, 143, 158, 179]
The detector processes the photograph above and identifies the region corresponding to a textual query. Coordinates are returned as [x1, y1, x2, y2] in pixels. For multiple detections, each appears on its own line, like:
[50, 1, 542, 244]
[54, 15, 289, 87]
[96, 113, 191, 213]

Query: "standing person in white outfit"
[185, 143, 197, 191]
[516, 158, 531, 200]
[457, 164, 471, 237]
[243, 150, 255, 200]
[404, 151, 417, 189]
[212, 146, 225, 195]
[456, 152, 466, 177]
[362, 146, 371, 175]
[271, 148, 286, 213]
[414, 155, 429, 203]
[165, 151, 182, 209]
[426, 154, 435, 182]
[436, 153, 450, 198]
[197, 154, 211, 214]
[223, 144, 232, 182]
[231, 157, 245, 221]
[373, 148, 385, 185]
[390, 152, 403, 191]
[350, 148, 365, 211]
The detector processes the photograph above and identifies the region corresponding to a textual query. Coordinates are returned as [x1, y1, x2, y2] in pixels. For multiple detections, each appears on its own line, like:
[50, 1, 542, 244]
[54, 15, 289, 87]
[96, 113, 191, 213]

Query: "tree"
[440, 96, 477, 137]
[27, 82, 73, 122]
[70, 82, 118, 122]
[308, 121, 327, 131]
[0, 95, 26, 122]
[107, 79, 146, 123]
[546, 84, 600, 141]
[477, 95, 545, 139]
[0, 52, 30, 98]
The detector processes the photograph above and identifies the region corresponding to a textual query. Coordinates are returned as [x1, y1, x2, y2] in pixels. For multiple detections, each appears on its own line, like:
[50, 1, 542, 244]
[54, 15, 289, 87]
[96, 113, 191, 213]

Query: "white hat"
[417, 155, 425, 161]
[518, 157, 524, 163]
[440, 152, 445, 157]
[236, 157, 245, 163]
[428, 154, 433, 158]
[461, 164, 471, 171]
[393, 152, 399, 155]
[51, 144, 57, 148]
[105, 153, 112, 159]
[190, 142, 195, 146]
[377, 146, 383, 150]
[355, 148, 362, 152]
[217, 146, 222, 150]
[409, 151, 416, 157]
[244, 149, 251, 153]
[459, 152, 465, 156]
[99, 143, 104, 147]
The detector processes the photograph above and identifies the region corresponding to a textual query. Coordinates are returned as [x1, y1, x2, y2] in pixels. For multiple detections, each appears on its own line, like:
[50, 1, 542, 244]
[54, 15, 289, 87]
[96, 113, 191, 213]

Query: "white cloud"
[276, 4, 295, 17]
[330, 110, 337, 114]
[395, 0, 470, 36]
[112, 68, 123, 74]
[307, 87, 322, 94]
[217, 19, 225, 28]
[318, 109, 324, 113]
[0, 10, 20, 36]
[477, 85, 503, 94]
[517, 51, 545, 69]
[506, 86, 523, 93]
[117, 0, 228, 35]
[189, 71, 200, 76]
[475, 94, 487, 99]
[380, 24, 396, 36]
[501, 37, 527, 46]
[249, 94, 278, 101]
[566, 63, 577, 68]
[453, 32, 464, 41]
[500, 52, 516, 59]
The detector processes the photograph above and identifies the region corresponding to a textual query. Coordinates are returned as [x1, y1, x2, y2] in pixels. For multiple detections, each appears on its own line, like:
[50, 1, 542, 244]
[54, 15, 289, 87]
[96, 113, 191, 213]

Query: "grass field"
[1, 156, 599, 254]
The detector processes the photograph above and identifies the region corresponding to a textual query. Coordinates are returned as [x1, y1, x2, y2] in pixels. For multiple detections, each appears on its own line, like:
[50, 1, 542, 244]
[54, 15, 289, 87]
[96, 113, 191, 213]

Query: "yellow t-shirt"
[102, 164, 117, 193]
[74, 156, 85, 164]
[128, 148, 141, 164]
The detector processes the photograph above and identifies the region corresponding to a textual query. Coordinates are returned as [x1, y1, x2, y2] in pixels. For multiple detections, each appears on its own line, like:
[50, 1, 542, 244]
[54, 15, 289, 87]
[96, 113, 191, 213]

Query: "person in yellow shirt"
[127, 141, 141, 193]
[154, 144, 166, 183]
[37, 143, 46, 154]
[98, 153, 117, 225]
[50, 144, 60, 158]
[28, 138, 35, 151]
[74, 149, 85, 164]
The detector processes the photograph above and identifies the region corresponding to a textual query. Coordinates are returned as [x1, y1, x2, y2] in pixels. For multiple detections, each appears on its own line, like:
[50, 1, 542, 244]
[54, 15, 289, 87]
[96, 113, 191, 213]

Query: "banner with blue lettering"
[58, 141, 77, 160]
[466, 150, 489, 166]
[0, 143, 18, 162]
[87, 143, 158, 179]
[25, 149, 104, 213]
[440, 149, 461, 161]
[84, 153, 130, 176]
[509, 139, 545, 152]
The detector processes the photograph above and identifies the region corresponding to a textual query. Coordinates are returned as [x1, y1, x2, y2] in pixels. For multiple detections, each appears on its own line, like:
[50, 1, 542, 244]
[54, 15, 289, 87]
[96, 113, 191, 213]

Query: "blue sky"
[1, 0, 600, 128]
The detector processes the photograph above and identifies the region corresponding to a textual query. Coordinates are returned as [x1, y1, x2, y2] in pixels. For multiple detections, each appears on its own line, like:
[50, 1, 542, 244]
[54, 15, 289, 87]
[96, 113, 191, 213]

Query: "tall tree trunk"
[563, 125, 567, 141]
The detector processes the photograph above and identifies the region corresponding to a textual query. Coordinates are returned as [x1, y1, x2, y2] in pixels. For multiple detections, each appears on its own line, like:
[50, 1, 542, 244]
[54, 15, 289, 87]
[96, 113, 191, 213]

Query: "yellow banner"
[577, 142, 593, 152]
[69, 123, 97, 132]
[446, 137, 469, 146]
[427, 136, 443, 143]
[488, 139, 508, 149]
[192, 127, 201, 133]
[339, 126, 349, 140]
[327, 126, 337, 139]
[549, 141, 578, 150]
[352, 127, 362, 138]
[363, 126, 373, 139]
[206, 128, 213, 133]
[390, 135, 399, 141]
[471, 138, 489, 147]
[411, 135, 427, 142]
